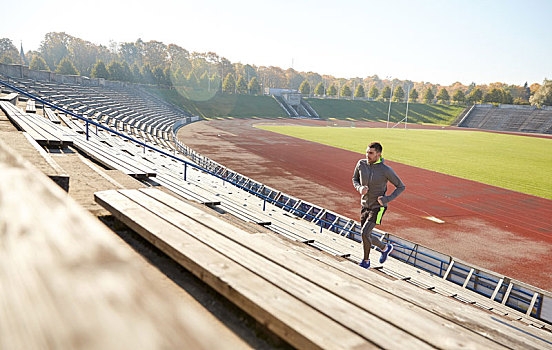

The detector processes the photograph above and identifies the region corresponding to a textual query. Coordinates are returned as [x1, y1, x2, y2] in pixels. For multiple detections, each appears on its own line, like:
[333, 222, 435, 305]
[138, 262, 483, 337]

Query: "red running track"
[178, 118, 552, 290]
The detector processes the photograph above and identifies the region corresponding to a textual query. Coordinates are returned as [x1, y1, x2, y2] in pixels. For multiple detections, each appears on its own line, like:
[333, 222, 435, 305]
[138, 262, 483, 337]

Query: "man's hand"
[360, 186, 368, 195]
[377, 196, 384, 205]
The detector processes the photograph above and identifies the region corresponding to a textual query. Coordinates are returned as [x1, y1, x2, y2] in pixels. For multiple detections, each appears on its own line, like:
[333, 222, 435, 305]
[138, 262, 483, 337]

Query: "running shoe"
[379, 244, 394, 264]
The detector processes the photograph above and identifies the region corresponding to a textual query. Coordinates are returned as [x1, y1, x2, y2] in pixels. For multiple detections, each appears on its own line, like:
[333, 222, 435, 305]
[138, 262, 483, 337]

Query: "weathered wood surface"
[95, 189, 370, 350]
[25, 99, 36, 113]
[0, 101, 72, 146]
[44, 107, 61, 124]
[0, 92, 18, 104]
[95, 188, 552, 350]
[0, 139, 230, 350]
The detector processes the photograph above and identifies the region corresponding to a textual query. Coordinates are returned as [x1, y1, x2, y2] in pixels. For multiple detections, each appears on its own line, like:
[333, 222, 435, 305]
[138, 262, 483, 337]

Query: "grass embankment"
[146, 87, 286, 119]
[306, 98, 465, 125]
[146, 87, 463, 123]
[256, 125, 552, 199]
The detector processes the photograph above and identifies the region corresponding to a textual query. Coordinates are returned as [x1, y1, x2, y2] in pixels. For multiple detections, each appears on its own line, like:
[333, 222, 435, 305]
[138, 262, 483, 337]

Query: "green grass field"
[256, 125, 552, 199]
[305, 98, 466, 125]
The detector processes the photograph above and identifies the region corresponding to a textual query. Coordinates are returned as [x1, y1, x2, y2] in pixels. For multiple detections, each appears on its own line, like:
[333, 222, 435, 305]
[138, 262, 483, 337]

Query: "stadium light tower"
[405, 85, 410, 129]
[386, 76, 393, 128]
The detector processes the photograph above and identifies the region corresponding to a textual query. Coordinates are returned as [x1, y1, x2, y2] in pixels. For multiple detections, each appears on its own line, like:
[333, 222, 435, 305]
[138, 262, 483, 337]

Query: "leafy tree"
[483, 88, 512, 104]
[248, 76, 261, 95]
[187, 71, 199, 89]
[354, 84, 365, 98]
[107, 61, 124, 81]
[122, 62, 133, 82]
[530, 79, 552, 106]
[314, 82, 325, 96]
[119, 41, 143, 66]
[341, 84, 352, 97]
[153, 65, 167, 85]
[299, 80, 311, 95]
[392, 86, 405, 102]
[141, 64, 155, 84]
[0, 38, 19, 63]
[422, 88, 435, 103]
[409, 88, 418, 102]
[452, 89, 465, 104]
[199, 71, 210, 90]
[172, 68, 185, 86]
[131, 63, 143, 83]
[436, 88, 450, 103]
[142, 40, 168, 68]
[483, 88, 499, 103]
[287, 69, 305, 90]
[242, 64, 257, 81]
[466, 87, 483, 104]
[0, 54, 14, 64]
[381, 85, 391, 101]
[69, 37, 102, 77]
[222, 73, 236, 93]
[91, 60, 109, 78]
[168, 43, 190, 71]
[29, 55, 49, 71]
[39, 32, 71, 70]
[306, 72, 323, 90]
[529, 83, 541, 97]
[327, 84, 337, 96]
[523, 82, 531, 100]
[236, 76, 248, 94]
[55, 57, 79, 75]
[368, 85, 379, 99]
[210, 73, 221, 92]
[501, 90, 513, 104]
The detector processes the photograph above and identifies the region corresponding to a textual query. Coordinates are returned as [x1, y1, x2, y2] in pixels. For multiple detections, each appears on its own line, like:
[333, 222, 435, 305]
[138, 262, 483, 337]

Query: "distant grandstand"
[458, 103, 552, 134]
[267, 88, 319, 119]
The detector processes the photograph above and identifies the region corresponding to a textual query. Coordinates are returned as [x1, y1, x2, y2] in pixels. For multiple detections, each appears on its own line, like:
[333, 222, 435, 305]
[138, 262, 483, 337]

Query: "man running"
[352, 142, 405, 269]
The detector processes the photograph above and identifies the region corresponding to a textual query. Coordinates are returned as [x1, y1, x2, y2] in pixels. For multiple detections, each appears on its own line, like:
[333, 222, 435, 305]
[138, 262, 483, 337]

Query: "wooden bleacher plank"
[0, 92, 18, 104]
[0, 139, 228, 350]
[288, 235, 552, 349]
[136, 188, 538, 350]
[25, 99, 36, 113]
[0, 101, 71, 146]
[154, 174, 223, 205]
[71, 138, 148, 178]
[96, 188, 552, 349]
[24, 112, 74, 146]
[44, 107, 62, 124]
[94, 190, 369, 350]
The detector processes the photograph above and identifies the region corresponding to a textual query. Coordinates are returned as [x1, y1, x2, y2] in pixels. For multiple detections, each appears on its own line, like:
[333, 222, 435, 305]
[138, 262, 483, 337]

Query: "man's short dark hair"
[368, 142, 382, 153]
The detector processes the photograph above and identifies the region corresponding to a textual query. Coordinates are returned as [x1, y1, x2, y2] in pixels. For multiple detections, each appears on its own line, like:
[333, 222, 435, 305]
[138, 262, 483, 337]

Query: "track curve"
[178, 118, 552, 290]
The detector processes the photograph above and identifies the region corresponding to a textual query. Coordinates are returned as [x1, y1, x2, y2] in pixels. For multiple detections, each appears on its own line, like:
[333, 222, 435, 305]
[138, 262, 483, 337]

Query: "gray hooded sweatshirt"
[352, 157, 405, 209]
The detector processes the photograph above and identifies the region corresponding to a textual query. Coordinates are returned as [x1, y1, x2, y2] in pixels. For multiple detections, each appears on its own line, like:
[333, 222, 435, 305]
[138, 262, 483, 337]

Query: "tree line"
[0, 34, 550, 106]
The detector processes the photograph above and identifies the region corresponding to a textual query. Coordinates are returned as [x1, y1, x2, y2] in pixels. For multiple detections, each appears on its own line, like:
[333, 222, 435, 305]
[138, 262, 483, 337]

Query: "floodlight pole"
[387, 80, 394, 128]
[405, 85, 410, 129]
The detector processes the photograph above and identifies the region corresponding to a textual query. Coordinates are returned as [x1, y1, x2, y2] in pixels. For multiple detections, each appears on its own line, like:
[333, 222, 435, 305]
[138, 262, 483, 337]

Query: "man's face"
[366, 147, 380, 164]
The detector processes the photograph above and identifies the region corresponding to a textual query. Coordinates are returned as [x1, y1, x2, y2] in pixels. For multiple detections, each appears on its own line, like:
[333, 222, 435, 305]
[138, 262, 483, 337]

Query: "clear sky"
[3, 0, 551, 86]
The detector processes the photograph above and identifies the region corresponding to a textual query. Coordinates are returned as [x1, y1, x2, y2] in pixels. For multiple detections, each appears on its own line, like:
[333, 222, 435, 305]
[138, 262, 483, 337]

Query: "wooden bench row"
[0, 92, 18, 104]
[66, 129, 157, 179]
[0, 101, 72, 147]
[95, 188, 552, 350]
[0, 139, 229, 349]
[44, 107, 62, 124]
